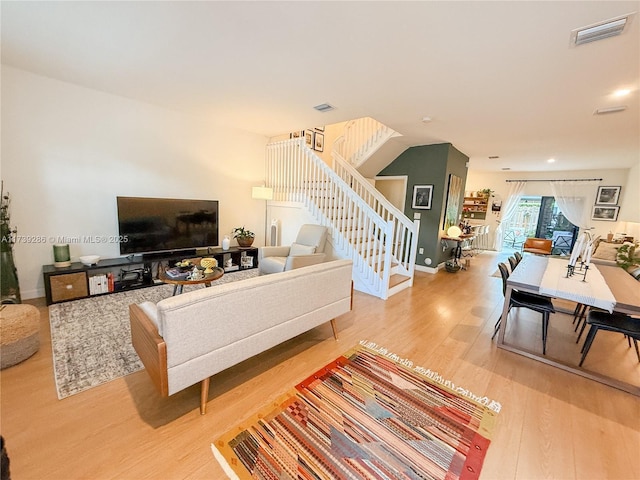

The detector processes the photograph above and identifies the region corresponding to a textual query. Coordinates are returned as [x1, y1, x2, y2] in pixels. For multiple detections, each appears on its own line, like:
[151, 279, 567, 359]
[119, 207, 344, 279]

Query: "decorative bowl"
[200, 257, 218, 274]
[79, 255, 100, 266]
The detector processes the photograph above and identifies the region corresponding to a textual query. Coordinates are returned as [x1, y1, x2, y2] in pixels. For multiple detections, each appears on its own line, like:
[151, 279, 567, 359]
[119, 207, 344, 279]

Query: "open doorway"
[374, 176, 407, 212]
[502, 196, 578, 254]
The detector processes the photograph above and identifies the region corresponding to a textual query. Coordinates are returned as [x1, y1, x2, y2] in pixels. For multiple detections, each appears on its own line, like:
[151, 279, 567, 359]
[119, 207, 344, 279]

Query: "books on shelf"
[89, 273, 114, 295]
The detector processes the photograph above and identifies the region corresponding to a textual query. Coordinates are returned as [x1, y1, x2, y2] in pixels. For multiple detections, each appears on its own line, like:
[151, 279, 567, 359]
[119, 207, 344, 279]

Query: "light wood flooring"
[1, 251, 638, 479]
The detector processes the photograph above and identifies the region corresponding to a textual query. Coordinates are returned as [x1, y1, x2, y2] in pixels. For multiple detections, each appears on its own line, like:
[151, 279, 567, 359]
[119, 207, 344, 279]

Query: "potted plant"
[615, 242, 639, 272]
[1, 183, 21, 303]
[478, 188, 495, 198]
[232, 226, 255, 248]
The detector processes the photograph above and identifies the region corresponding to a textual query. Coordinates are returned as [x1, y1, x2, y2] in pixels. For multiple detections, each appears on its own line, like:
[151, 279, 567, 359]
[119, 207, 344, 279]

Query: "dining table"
[496, 254, 640, 396]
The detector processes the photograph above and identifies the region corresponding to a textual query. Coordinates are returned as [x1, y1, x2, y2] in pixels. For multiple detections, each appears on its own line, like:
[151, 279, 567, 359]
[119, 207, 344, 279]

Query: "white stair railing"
[332, 152, 417, 279]
[266, 138, 396, 299]
[333, 117, 398, 167]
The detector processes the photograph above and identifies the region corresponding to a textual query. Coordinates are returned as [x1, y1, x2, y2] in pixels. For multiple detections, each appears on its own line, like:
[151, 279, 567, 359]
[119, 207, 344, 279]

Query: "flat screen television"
[116, 196, 219, 255]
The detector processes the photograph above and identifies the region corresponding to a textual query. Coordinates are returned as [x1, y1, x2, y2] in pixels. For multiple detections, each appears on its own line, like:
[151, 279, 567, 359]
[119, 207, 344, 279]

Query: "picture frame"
[290, 130, 304, 139]
[592, 205, 619, 221]
[595, 186, 621, 205]
[314, 132, 324, 152]
[412, 185, 433, 210]
[314, 126, 325, 132]
[304, 130, 314, 148]
[443, 174, 463, 229]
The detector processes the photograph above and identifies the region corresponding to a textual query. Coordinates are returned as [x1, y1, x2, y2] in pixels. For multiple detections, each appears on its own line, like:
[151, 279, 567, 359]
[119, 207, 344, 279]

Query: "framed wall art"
[592, 205, 619, 221]
[595, 186, 621, 205]
[443, 174, 463, 229]
[314, 132, 324, 152]
[304, 130, 314, 148]
[412, 185, 433, 210]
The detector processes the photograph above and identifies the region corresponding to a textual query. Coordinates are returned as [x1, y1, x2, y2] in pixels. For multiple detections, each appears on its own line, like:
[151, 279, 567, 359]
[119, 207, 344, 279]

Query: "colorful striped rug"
[212, 341, 501, 480]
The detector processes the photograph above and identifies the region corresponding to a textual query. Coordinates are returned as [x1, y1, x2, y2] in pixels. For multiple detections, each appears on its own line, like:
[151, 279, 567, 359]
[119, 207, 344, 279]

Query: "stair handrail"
[332, 151, 417, 279]
[266, 138, 394, 298]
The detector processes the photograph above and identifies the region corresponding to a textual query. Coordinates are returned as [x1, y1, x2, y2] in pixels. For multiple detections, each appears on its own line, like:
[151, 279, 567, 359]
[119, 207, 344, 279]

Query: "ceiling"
[2, 1, 639, 172]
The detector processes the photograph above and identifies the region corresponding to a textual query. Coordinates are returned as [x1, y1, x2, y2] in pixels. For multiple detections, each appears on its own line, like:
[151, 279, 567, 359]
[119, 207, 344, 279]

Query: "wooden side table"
[159, 267, 224, 295]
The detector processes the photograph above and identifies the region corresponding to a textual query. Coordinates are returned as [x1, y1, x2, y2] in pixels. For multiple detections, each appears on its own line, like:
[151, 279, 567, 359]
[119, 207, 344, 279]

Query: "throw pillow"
[289, 243, 316, 256]
[592, 241, 619, 261]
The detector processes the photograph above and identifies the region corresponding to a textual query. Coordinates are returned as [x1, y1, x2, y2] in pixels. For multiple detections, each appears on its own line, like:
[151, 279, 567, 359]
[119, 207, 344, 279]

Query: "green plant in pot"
[478, 188, 495, 198]
[232, 226, 255, 248]
[615, 242, 640, 272]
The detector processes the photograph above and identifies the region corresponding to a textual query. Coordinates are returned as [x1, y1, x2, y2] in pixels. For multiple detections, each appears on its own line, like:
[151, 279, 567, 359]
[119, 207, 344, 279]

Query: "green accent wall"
[378, 143, 469, 268]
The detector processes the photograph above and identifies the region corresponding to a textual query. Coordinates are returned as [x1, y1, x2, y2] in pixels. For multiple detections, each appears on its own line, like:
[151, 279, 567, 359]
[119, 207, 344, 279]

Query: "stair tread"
[389, 273, 411, 288]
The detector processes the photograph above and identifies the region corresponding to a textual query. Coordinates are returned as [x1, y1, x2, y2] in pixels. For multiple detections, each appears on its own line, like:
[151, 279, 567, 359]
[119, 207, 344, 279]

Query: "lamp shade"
[447, 226, 462, 238]
[252, 186, 273, 200]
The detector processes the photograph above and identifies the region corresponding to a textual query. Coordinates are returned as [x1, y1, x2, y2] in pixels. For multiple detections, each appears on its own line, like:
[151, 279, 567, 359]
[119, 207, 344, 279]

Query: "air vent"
[488, 155, 500, 159]
[594, 105, 628, 115]
[570, 13, 635, 46]
[313, 103, 335, 112]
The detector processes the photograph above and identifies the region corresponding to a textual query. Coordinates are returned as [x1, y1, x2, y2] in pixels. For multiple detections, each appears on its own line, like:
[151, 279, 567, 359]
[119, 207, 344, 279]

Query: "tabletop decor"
[213, 341, 500, 480]
[232, 226, 255, 248]
[200, 257, 218, 274]
[567, 232, 594, 281]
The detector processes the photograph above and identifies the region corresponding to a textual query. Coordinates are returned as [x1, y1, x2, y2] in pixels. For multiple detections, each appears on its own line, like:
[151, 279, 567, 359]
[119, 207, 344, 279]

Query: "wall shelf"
[462, 196, 488, 220]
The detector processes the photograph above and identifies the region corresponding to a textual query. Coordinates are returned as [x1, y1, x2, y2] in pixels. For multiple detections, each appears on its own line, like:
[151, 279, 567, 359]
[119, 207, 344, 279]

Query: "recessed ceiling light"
[614, 89, 631, 97]
[547, 158, 556, 163]
[594, 105, 628, 115]
[421, 116, 432, 123]
[570, 13, 635, 47]
[313, 103, 335, 112]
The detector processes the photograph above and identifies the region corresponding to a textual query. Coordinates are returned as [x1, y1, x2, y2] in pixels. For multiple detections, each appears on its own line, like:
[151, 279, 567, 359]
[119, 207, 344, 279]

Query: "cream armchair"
[258, 224, 328, 275]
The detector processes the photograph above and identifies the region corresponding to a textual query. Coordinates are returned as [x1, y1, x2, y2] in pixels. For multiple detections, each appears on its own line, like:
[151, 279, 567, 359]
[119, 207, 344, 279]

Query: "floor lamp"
[252, 186, 273, 245]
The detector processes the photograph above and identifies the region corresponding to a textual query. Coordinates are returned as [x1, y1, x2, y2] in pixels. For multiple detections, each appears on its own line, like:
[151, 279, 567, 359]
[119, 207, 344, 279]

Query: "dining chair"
[514, 251, 523, 264]
[492, 262, 556, 354]
[508, 256, 518, 271]
[579, 310, 640, 366]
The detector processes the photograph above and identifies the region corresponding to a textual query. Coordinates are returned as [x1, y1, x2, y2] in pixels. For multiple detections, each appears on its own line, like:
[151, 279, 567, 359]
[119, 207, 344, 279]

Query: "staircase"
[333, 117, 403, 170]
[265, 135, 417, 299]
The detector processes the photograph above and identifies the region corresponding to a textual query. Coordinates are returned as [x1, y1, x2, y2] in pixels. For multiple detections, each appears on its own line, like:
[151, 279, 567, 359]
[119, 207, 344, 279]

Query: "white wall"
[465, 167, 636, 249]
[1, 67, 269, 299]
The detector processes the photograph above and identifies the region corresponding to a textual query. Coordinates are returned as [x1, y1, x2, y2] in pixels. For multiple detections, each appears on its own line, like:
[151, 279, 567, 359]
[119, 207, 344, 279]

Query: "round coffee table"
[159, 266, 224, 295]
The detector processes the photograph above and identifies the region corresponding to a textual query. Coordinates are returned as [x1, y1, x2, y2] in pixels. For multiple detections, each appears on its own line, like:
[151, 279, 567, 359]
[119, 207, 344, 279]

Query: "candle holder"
[566, 264, 575, 278]
[53, 244, 71, 268]
[581, 265, 589, 282]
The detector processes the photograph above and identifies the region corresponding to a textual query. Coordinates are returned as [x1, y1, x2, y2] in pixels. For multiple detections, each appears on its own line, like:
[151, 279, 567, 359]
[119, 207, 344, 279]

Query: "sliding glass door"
[502, 196, 577, 254]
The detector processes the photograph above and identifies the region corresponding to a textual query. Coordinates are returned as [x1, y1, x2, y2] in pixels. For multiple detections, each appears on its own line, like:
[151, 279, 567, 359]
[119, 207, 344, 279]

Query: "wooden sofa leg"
[330, 319, 339, 340]
[200, 377, 210, 415]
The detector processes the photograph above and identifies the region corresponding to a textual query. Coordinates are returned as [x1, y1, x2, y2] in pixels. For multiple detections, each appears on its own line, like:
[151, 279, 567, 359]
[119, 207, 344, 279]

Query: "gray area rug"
[49, 269, 259, 399]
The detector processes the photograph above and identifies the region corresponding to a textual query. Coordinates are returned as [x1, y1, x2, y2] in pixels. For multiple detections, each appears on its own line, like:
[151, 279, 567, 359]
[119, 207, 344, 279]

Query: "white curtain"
[493, 181, 526, 251]
[549, 181, 597, 232]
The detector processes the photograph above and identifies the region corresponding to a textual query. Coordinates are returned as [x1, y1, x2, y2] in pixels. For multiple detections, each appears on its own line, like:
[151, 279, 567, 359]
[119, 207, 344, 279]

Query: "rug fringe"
[211, 444, 240, 480]
[359, 340, 502, 413]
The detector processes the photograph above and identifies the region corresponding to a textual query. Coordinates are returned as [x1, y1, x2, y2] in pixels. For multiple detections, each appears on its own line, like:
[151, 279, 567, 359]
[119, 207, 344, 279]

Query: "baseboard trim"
[415, 265, 439, 274]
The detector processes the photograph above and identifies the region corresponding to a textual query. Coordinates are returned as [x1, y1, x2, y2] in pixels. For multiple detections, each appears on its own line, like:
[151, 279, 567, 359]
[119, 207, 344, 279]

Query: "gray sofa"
[129, 259, 353, 414]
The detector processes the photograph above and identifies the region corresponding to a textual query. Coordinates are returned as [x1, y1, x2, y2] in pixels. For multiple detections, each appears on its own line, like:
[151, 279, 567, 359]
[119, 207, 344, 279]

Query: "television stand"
[42, 247, 259, 305]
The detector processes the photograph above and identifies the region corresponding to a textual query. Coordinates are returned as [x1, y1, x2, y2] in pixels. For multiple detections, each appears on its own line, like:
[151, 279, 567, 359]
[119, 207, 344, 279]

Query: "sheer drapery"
[493, 181, 526, 251]
[549, 181, 597, 232]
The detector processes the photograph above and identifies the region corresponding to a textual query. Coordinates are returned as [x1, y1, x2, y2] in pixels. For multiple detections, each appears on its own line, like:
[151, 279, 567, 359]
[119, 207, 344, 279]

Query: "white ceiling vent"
[570, 13, 635, 46]
[313, 103, 335, 112]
